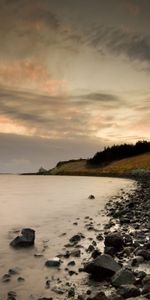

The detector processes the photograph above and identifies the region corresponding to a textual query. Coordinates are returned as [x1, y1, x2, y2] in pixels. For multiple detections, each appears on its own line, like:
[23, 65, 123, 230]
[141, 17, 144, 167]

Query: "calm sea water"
[0, 175, 135, 299]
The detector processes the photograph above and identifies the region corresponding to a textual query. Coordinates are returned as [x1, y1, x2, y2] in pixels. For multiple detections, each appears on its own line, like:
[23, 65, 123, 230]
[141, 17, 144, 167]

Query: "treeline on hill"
[56, 158, 84, 168]
[88, 141, 150, 167]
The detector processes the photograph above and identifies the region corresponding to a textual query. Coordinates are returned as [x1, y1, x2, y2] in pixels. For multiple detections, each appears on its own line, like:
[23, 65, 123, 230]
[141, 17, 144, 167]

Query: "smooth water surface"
[0, 175, 134, 299]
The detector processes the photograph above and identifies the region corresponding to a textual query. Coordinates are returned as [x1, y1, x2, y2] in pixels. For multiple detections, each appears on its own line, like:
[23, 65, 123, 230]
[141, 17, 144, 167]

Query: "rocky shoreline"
[3, 177, 150, 300]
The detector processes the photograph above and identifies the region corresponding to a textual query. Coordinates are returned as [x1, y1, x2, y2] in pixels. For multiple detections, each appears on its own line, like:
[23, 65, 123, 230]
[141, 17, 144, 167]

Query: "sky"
[0, 0, 150, 173]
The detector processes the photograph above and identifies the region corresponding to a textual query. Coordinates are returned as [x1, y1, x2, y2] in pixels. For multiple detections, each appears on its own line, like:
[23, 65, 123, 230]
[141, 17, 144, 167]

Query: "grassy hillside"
[49, 152, 150, 176]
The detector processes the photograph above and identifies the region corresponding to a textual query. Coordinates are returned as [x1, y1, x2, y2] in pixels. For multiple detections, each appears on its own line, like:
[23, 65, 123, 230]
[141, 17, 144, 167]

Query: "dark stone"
[112, 268, 135, 287]
[136, 249, 150, 260]
[118, 284, 141, 299]
[17, 277, 25, 282]
[104, 246, 117, 256]
[38, 297, 53, 300]
[87, 244, 95, 252]
[88, 195, 95, 199]
[8, 268, 19, 275]
[131, 255, 144, 266]
[10, 228, 35, 248]
[96, 234, 103, 241]
[91, 249, 101, 259]
[83, 254, 121, 280]
[70, 249, 81, 257]
[45, 258, 60, 267]
[52, 286, 65, 294]
[2, 273, 11, 282]
[68, 260, 75, 266]
[87, 291, 108, 300]
[104, 233, 124, 250]
[69, 233, 84, 244]
[68, 287, 75, 297]
[7, 291, 17, 300]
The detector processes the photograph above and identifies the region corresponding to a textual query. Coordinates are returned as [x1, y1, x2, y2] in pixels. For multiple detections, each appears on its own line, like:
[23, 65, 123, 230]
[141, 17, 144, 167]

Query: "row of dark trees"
[88, 141, 150, 166]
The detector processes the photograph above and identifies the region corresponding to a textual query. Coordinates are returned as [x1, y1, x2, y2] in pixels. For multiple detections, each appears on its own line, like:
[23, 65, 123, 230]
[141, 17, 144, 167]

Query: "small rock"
[69, 233, 84, 244]
[104, 233, 124, 250]
[2, 273, 11, 282]
[68, 261, 75, 266]
[45, 257, 61, 267]
[17, 277, 25, 282]
[88, 195, 95, 199]
[68, 287, 75, 297]
[70, 249, 81, 257]
[87, 291, 108, 300]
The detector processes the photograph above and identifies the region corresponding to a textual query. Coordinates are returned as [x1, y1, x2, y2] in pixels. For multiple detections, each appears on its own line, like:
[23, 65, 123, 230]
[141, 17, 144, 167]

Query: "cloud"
[124, 1, 142, 16]
[0, 59, 67, 95]
[0, 87, 124, 139]
[86, 25, 150, 67]
[78, 92, 121, 102]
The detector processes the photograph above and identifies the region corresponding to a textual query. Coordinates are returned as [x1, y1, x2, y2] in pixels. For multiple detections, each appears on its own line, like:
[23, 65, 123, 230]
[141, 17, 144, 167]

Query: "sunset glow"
[0, 0, 149, 172]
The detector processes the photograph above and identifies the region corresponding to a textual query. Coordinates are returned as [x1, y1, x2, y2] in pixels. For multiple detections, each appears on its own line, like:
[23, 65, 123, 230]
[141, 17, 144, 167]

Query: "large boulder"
[83, 254, 121, 280]
[10, 228, 35, 248]
[111, 268, 136, 287]
[104, 233, 124, 250]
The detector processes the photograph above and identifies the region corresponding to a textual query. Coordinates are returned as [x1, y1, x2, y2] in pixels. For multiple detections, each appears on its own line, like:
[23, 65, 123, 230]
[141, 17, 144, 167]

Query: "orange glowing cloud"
[0, 59, 67, 96]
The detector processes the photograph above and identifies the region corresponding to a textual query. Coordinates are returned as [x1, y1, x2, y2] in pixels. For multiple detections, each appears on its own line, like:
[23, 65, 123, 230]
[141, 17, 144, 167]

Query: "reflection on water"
[0, 175, 134, 299]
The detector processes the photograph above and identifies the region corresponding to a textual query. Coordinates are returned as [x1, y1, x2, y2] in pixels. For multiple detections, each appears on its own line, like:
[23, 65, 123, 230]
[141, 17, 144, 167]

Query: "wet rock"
[142, 284, 150, 295]
[87, 244, 95, 252]
[70, 249, 81, 257]
[117, 284, 141, 298]
[135, 249, 150, 260]
[111, 268, 135, 287]
[83, 254, 121, 280]
[52, 286, 65, 294]
[135, 271, 146, 281]
[131, 255, 144, 266]
[87, 291, 108, 300]
[96, 234, 103, 241]
[104, 233, 124, 250]
[88, 195, 95, 199]
[8, 268, 19, 275]
[38, 297, 53, 300]
[45, 279, 50, 289]
[142, 276, 150, 286]
[7, 291, 17, 300]
[68, 270, 78, 276]
[91, 249, 101, 259]
[124, 234, 133, 246]
[69, 233, 84, 244]
[68, 260, 75, 266]
[17, 276, 25, 282]
[10, 228, 35, 248]
[2, 273, 11, 282]
[68, 287, 75, 297]
[104, 246, 117, 256]
[120, 217, 130, 225]
[45, 257, 61, 267]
